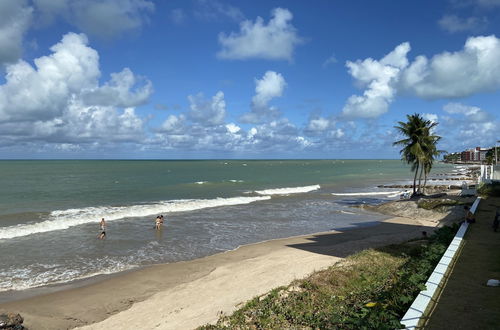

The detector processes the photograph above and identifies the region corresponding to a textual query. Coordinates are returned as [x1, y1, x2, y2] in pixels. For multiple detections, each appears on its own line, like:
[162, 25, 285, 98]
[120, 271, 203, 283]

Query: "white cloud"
[226, 123, 240, 134]
[241, 71, 286, 123]
[0, 32, 151, 146]
[243, 119, 306, 151]
[82, 68, 153, 108]
[187, 91, 226, 126]
[217, 8, 303, 61]
[401, 35, 500, 98]
[159, 114, 186, 133]
[306, 117, 330, 132]
[443, 102, 491, 121]
[438, 15, 487, 33]
[0, 33, 100, 122]
[341, 42, 410, 119]
[422, 113, 439, 124]
[0, 0, 33, 67]
[153, 109, 318, 155]
[1, 99, 146, 145]
[330, 128, 345, 138]
[439, 102, 498, 150]
[342, 35, 500, 119]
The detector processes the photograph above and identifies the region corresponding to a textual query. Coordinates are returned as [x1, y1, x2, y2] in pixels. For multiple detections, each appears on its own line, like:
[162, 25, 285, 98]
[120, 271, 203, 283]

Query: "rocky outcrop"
[362, 196, 474, 223]
[0, 313, 25, 330]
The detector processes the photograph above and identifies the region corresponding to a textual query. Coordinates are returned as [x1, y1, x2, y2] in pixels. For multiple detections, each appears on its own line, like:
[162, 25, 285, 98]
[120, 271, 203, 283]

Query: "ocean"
[0, 159, 454, 297]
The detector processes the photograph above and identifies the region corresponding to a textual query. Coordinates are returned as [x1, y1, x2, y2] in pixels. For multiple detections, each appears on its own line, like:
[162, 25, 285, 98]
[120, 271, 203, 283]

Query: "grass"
[417, 198, 466, 210]
[199, 225, 458, 330]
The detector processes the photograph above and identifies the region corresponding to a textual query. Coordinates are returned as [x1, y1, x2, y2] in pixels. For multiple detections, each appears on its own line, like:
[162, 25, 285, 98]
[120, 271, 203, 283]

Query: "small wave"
[340, 210, 357, 215]
[332, 191, 403, 197]
[194, 181, 207, 185]
[255, 184, 321, 195]
[0, 196, 271, 240]
[0, 241, 169, 292]
[0, 260, 137, 293]
[228, 179, 244, 183]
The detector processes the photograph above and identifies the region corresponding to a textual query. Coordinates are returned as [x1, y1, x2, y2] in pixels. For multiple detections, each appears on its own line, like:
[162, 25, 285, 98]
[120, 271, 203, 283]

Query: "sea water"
[0, 160, 454, 295]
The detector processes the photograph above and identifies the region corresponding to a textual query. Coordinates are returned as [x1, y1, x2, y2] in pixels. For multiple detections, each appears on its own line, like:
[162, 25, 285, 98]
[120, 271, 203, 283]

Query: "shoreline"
[0, 215, 440, 330]
[0, 219, 383, 305]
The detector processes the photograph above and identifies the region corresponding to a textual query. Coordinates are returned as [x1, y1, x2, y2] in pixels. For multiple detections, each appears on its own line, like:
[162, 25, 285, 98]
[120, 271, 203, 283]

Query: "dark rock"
[0, 313, 25, 330]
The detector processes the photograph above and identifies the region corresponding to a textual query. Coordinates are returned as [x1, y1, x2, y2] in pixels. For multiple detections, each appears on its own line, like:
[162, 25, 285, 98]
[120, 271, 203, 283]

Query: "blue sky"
[0, 0, 499, 159]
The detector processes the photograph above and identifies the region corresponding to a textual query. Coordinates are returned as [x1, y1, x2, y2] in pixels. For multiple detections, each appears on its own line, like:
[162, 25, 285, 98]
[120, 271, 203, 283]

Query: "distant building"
[460, 147, 491, 163]
[461, 150, 472, 162]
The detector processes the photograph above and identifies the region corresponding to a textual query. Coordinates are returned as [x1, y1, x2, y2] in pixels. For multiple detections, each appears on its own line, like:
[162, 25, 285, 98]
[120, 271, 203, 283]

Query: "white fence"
[400, 197, 481, 329]
[480, 165, 500, 183]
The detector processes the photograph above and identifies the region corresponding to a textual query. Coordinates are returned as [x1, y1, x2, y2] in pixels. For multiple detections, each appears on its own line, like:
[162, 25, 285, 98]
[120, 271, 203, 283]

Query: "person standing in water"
[155, 215, 165, 230]
[98, 218, 106, 239]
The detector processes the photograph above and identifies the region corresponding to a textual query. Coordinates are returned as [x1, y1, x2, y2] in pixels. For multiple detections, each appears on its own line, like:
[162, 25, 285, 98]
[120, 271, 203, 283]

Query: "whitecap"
[254, 184, 320, 195]
[0, 196, 271, 240]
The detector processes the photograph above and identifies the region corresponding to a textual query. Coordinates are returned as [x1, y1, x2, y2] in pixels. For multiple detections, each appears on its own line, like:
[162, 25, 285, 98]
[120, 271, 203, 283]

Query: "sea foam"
[254, 184, 321, 195]
[0, 196, 271, 240]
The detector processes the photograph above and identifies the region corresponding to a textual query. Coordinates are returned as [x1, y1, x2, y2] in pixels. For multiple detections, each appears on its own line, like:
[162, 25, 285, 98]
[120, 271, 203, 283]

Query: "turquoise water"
[0, 160, 453, 296]
[0, 159, 432, 215]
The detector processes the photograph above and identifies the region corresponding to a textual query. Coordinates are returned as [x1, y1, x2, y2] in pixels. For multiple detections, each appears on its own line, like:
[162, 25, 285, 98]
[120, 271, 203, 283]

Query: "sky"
[0, 0, 499, 159]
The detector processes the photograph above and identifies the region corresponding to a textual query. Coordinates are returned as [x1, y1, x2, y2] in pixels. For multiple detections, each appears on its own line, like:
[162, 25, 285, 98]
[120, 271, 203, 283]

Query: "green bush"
[477, 182, 500, 197]
[200, 225, 458, 330]
[417, 198, 463, 210]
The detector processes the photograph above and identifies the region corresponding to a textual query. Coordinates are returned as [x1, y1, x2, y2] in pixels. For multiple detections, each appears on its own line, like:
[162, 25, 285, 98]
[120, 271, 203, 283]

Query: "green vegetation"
[443, 152, 461, 163]
[393, 114, 443, 196]
[417, 198, 466, 210]
[477, 182, 500, 197]
[484, 147, 500, 165]
[200, 225, 459, 330]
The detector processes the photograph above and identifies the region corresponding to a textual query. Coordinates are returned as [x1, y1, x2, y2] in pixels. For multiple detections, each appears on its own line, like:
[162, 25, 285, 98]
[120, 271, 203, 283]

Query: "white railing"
[400, 197, 481, 329]
[479, 164, 500, 182]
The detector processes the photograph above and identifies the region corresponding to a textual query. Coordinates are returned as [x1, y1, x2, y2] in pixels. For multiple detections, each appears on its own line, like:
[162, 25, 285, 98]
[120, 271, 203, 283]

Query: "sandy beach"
[0, 215, 440, 330]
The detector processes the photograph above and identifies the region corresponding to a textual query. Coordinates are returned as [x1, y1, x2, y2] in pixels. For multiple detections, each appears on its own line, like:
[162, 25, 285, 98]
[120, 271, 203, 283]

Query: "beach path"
[425, 197, 500, 329]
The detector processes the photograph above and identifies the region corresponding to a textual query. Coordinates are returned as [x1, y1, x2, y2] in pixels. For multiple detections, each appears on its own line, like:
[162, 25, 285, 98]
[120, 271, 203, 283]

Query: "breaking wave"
[0, 196, 271, 240]
[255, 185, 321, 195]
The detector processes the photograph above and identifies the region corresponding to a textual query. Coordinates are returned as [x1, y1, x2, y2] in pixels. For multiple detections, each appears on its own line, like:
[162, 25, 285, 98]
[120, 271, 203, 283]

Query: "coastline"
[0, 215, 440, 330]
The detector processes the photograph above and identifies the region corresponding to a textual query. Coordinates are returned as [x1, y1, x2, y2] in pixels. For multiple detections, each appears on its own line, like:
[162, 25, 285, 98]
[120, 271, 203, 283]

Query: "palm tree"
[420, 134, 444, 194]
[393, 114, 441, 196]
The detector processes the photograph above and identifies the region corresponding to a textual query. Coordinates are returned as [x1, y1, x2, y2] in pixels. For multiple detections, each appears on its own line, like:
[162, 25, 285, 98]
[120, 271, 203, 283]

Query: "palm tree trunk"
[412, 162, 419, 195]
[417, 161, 424, 194]
[423, 170, 428, 195]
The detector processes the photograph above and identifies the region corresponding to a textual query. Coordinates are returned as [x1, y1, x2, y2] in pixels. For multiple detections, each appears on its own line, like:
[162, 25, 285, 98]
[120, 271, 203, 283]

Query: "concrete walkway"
[425, 197, 500, 329]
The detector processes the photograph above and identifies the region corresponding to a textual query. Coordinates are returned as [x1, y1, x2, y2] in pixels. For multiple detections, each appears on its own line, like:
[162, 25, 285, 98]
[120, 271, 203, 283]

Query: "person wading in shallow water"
[155, 215, 165, 230]
[98, 218, 106, 239]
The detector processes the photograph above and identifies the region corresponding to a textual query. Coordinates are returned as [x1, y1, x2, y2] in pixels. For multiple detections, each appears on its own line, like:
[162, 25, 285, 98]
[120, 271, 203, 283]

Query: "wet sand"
[0, 216, 439, 330]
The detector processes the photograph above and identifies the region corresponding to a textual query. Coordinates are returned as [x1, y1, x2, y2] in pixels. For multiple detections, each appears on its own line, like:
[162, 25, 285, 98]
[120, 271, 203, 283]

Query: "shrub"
[477, 182, 500, 197]
[417, 198, 463, 210]
[200, 225, 458, 329]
